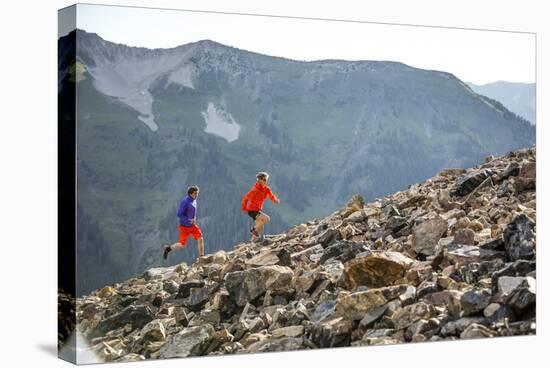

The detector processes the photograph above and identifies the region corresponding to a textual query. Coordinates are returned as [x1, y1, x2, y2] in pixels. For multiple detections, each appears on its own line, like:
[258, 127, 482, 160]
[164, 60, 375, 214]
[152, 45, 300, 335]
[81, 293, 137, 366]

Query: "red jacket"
[241, 182, 279, 211]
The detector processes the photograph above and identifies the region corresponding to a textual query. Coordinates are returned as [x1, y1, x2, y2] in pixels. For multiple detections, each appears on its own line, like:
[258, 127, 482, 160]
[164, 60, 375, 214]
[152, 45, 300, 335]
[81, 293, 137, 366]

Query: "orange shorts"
[178, 224, 203, 247]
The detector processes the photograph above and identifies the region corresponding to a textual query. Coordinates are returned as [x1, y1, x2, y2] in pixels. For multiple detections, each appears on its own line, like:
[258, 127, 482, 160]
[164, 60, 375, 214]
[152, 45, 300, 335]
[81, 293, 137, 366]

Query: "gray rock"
[189, 309, 220, 327]
[246, 249, 281, 267]
[451, 259, 505, 284]
[499, 162, 520, 181]
[413, 216, 448, 256]
[176, 280, 205, 299]
[483, 303, 515, 323]
[88, 304, 155, 339]
[453, 228, 475, 246]
[246, 337, 305, 353]
[183, 287, 212, 311]
[399, 285, 417, 306]
[440, 317, 486, 336]
[225, 269, 266, 307]
[453, 169, 490, 197]
[460, 323, 496, 339]
[391, 302, 435, 330]
[416, 280, 438, 299]
[140, 320, 166, 342]
[317, 228, 340, 247]
[386, 216, 408, 232]
[272, 325, 305, 338]
[519, 162, 536, 178]
[359, 305, 388, 327]
[382, 205, 401, 217]
[320, 241, 370, 264]
[491, 260, 536, 292]
[503, 214, 536, 262]
[497, 276, 529, 298]
[506, 277, 536, 314]
[308, 317, 353, 347]
[159, 325, 214, 358]
[445, 243, 505, 266]
[406, 318, 441, 340]
[311, 300, 337, 322]
[291, 244, 324, 262]
[461, 288, 492, 316]
[162, 280, 179, 295]
[347, 210, 366, 222]
[225, 266, 293, 307]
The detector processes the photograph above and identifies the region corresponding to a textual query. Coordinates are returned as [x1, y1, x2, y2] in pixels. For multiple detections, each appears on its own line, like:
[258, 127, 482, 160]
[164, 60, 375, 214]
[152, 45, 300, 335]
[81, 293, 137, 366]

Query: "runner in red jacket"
[241, 172, 280, 240]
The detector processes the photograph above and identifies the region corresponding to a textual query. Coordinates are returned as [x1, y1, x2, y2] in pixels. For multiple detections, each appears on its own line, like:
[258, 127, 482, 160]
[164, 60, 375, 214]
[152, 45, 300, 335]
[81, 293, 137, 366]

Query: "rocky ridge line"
[75, 147, 536, 362]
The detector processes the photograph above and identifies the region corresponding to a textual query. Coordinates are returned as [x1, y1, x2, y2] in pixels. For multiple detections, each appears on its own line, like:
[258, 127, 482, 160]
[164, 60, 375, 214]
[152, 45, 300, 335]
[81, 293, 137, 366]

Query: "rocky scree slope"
[75, 147, 536, 362]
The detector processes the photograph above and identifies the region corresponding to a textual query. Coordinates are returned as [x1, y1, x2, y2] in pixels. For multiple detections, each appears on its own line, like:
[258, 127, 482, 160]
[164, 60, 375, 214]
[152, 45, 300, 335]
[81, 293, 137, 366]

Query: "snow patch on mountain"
[83, 46, 195, 131]
[201, 102, 240, 142]
[167, 64, 195, 89]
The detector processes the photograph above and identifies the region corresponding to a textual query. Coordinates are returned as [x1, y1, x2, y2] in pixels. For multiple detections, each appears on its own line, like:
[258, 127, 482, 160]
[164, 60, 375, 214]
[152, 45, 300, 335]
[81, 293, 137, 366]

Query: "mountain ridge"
[59, 29, 535, 297]
[64, 146, 536, 363]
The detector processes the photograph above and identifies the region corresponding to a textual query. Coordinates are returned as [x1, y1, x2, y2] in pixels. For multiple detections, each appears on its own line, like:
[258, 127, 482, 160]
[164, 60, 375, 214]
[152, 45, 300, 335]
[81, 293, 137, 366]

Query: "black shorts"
[247, 211, 263, 220]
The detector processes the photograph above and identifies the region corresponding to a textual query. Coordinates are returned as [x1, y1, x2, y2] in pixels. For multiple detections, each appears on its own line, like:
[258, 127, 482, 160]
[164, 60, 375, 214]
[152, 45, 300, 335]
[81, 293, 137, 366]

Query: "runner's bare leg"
[169, 242, 185, 251]
[197, 237, 204, 257]
[256, 213, 270, 235]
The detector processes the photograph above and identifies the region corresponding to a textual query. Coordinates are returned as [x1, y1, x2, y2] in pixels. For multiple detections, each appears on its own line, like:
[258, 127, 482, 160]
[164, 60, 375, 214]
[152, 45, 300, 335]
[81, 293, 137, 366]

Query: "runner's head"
[188, 185, 200, 199]
[256, 172, 269, 184]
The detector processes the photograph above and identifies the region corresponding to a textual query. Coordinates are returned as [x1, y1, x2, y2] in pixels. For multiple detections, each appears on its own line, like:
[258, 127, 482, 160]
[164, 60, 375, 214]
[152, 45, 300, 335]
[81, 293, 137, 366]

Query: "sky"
[60, 3, 536, 85]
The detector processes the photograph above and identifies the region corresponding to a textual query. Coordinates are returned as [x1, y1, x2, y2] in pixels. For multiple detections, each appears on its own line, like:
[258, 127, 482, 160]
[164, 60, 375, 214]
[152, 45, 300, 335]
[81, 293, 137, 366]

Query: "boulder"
[316, 228, 340, 247]
[460, 323, 496, 339]
[159, 325, 214, 358]
[310, 300, 338, 323]
[460, 288, 492, 316]
[176, 280, 205, 299]
[183, 287, 212, 311]
[321, 241, 370, 264]
[453, 169, 490, 197]
[440, 317, 486, 336]
[259, 265, 294, 294]
[413, 216, 448, 256]
[347, 210, 366, 222]
[386, 216, 408, 233]
[498, 162, 520, 181]
[503, 214, 536, 262]
[359, 305, 388, 327]
[496, 276, 530, 298]
[225, 269, 266, 306]
[291, 244, 324, 262]
[335, 285, 408, 320]
[450, 259, 504, 284]
[308, 317, 353, 347]
[272, 325, 305, 338]
[483, 303, 515, 323]
[344, 251, 414, 289]
[246, 249, 281, 267]
[88, 304, 155, 339]
[225, 266, 293, 307]
[140, 320, 166, 342]
[519, 162, 536, 178]
[391, 302, 435, 330]
[444, 243, 504, 266]
[506, 277, 536, 314]
[246, 337, 304, 353]
[453, 228, 475, 246]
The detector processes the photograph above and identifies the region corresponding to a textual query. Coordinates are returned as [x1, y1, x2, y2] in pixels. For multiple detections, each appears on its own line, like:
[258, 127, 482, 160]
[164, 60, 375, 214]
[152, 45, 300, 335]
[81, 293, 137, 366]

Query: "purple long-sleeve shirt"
[177, 195, 197, 227]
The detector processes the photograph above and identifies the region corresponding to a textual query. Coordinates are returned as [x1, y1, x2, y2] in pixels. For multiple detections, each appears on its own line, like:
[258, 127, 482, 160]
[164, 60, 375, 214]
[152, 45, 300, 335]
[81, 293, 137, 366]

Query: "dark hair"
[187, 186, 200, 195]
[256, 171, 269, 181]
